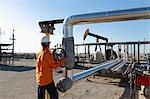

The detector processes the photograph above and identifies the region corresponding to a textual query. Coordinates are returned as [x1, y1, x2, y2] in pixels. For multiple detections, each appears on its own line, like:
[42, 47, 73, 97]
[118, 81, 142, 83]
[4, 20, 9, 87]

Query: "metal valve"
[52, 48, 66, 62]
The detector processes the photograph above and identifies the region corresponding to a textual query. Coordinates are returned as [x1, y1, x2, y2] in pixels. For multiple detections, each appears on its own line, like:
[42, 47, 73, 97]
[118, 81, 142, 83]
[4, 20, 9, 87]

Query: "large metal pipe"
[57, 59, 121, 92]
[73, 59, 121, 81]
[63, 7, 150, 38]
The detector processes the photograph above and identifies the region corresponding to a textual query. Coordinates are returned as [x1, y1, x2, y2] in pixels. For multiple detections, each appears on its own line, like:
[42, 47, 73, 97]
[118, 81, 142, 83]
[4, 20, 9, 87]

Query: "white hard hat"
[41, 36, 50, 43]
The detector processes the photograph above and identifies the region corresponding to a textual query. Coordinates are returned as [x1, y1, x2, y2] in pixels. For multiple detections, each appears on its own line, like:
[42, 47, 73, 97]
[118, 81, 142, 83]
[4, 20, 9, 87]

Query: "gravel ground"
[0, 59, 129, 99]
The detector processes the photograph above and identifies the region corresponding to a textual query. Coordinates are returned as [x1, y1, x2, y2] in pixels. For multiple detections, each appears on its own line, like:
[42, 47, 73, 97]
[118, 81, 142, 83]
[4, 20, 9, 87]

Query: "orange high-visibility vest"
[36, 48, 64, 86]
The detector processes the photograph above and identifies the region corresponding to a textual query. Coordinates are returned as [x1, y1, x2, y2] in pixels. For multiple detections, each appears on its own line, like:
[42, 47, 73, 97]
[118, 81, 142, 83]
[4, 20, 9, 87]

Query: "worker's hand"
[55, 67, 63, 73]
[60, 59, 65, 68]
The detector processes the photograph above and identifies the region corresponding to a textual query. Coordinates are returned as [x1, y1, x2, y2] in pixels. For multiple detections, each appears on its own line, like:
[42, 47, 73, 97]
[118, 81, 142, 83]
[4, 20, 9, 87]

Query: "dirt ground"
[0, 59, 130, 99]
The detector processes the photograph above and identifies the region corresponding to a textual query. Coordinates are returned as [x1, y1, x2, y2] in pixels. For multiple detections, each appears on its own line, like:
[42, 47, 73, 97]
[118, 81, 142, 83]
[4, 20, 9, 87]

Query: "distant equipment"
[94, 51, 104, 63]
[83, 29, 108, 63]
[83, 29, 108, 51]
[105, 49, 117, 60]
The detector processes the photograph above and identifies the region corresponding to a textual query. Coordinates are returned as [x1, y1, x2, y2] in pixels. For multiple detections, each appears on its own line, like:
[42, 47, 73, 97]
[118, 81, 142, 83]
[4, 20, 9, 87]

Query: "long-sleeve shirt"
[36, 48, 64, 86]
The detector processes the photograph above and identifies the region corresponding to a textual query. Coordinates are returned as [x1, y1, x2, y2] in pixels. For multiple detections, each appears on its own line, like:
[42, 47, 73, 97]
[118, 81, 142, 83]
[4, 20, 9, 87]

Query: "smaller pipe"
[111, 46, 113, 59]
[114, 60, 126, 73]
[76, 45, 78, 56]
[87, 45, 90, 60]
[131, 44, 133, 62]
[105, 44, 107, 60]
[118, 44, 121, 59]
[123, 64, 132, 75]
[127, 45, 129, 62]
[134, 44, 136, 62]
[138, 42, 140, 64]
[110, 60, 123, 71]
[104, 59, 122, 70]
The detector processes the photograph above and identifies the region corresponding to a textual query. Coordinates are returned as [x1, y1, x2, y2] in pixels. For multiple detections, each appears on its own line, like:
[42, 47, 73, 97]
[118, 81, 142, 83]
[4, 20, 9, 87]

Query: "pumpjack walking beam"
[83, 29, 108, 42]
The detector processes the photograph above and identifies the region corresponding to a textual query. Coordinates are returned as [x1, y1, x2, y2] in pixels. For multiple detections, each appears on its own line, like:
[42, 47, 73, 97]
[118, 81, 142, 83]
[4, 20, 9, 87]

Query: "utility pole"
[10, 29, 16, 65]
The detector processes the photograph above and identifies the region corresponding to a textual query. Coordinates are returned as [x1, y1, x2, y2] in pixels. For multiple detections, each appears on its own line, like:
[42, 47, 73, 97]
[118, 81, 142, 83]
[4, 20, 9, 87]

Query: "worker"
[36, 36, 64, 99]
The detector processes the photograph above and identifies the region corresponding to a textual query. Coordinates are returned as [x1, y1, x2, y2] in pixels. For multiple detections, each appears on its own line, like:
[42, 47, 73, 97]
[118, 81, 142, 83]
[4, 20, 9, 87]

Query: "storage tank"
[90, 51, 104, 63]
[96, 51, 103, 62]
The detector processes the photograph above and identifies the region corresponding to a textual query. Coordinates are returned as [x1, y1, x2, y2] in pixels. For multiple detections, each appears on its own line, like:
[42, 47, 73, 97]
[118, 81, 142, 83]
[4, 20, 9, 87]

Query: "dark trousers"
[38, 82, 58, 99]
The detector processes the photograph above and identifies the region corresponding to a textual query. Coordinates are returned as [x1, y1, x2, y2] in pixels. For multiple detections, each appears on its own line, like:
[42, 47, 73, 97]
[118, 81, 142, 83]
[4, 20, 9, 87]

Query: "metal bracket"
[39, 19, 64, 34]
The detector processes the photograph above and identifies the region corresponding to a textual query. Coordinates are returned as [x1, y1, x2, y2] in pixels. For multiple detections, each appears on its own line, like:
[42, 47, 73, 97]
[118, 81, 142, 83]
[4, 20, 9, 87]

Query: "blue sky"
[0, 0, 150, 53]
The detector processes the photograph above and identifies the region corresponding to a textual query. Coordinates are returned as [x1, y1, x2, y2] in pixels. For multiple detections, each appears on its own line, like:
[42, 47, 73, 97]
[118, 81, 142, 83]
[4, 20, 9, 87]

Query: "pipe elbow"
[63, 16, 73, 38]
[56, 77, 73, 93]
[63, 16, 73, 25]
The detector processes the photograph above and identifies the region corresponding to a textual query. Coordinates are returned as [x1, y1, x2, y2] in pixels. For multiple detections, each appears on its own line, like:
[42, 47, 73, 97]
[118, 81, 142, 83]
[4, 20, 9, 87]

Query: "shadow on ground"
[0, 64, 35, 72]
[88, 72, 131, 99]
[119, 79, 130, 99]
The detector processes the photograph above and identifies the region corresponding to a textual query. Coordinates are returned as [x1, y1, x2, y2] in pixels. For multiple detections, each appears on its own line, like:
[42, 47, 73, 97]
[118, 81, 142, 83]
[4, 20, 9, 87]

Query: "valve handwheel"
[52, 48, 66, 62]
